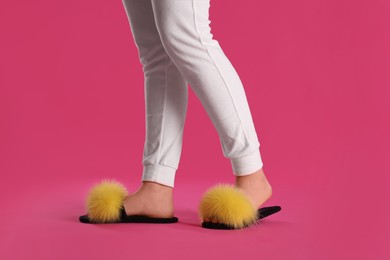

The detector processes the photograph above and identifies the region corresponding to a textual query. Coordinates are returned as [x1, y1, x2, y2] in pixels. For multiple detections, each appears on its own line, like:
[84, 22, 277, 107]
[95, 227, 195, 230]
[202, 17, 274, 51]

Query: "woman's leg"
[151, 0, 262, 176]
[120, 0, 188, 217]
[151, 0, 272, 210]
[122, 0, 188, 189]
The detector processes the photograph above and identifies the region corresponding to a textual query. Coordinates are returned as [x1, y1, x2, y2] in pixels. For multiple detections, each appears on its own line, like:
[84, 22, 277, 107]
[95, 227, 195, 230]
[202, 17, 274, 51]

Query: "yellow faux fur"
[85, 179, 128, 223]
[199, 183, 258, 229]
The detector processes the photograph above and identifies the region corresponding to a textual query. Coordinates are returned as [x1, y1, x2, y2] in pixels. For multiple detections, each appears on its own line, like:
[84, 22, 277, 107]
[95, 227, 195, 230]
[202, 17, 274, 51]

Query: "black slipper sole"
[79, 206, 179, 224]
[201, 205, 282, 230]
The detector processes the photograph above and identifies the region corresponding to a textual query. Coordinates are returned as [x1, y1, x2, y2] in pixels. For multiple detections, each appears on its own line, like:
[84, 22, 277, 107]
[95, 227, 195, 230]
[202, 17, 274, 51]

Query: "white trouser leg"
[151, 0, 263, 175]
[122, 0, 188, 188]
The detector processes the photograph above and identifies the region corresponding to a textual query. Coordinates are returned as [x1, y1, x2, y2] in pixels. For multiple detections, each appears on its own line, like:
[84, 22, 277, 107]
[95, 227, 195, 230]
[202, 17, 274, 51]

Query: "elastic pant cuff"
[231, 149, 264, 176]
[142, 164, 176, 188]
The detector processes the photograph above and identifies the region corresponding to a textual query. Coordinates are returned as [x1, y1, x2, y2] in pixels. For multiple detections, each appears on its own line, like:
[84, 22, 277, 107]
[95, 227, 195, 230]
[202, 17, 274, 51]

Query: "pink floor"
[1, 0, 389, 259]
[1, 125, 388, 259]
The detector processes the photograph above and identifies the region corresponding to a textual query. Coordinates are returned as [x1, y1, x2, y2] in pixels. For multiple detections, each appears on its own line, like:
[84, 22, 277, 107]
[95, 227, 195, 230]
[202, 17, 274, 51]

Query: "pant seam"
[155, 55, 169, 181]
[191, 0, 251, 156]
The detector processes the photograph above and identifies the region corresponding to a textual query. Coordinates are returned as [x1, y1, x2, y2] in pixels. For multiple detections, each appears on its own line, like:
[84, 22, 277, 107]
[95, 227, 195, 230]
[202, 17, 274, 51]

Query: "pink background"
[1, 0, 389, 259]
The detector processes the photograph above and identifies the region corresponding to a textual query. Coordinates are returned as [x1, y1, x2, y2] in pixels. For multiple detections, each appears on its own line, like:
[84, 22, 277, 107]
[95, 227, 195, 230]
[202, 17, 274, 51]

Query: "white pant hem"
[231, 149, 263, 176]
[142, 163, 176, 188]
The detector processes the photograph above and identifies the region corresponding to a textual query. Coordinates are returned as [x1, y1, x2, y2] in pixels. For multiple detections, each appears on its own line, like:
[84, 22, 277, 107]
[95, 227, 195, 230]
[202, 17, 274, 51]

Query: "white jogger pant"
[122, 0, 263, 188]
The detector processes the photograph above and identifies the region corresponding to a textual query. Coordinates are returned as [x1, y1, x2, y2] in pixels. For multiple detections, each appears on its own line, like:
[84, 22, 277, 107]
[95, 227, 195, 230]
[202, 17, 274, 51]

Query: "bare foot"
[122, 181, 174, 218]
[235, 168, 272, 210]
[203, 168, 272, 223]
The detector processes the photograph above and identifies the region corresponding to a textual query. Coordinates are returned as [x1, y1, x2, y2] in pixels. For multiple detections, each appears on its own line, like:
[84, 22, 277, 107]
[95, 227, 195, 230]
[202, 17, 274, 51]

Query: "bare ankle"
[234, 168, 272, 208]
[141, 181, 173, 191]
[123, 181, 174, 218]
[235, 168, 268, 185]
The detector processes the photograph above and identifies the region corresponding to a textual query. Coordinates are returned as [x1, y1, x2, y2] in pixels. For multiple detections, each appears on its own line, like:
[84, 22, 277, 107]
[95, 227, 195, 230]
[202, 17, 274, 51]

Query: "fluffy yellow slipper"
[79, 179, 178, 224]
[199, 183, 281, 229]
